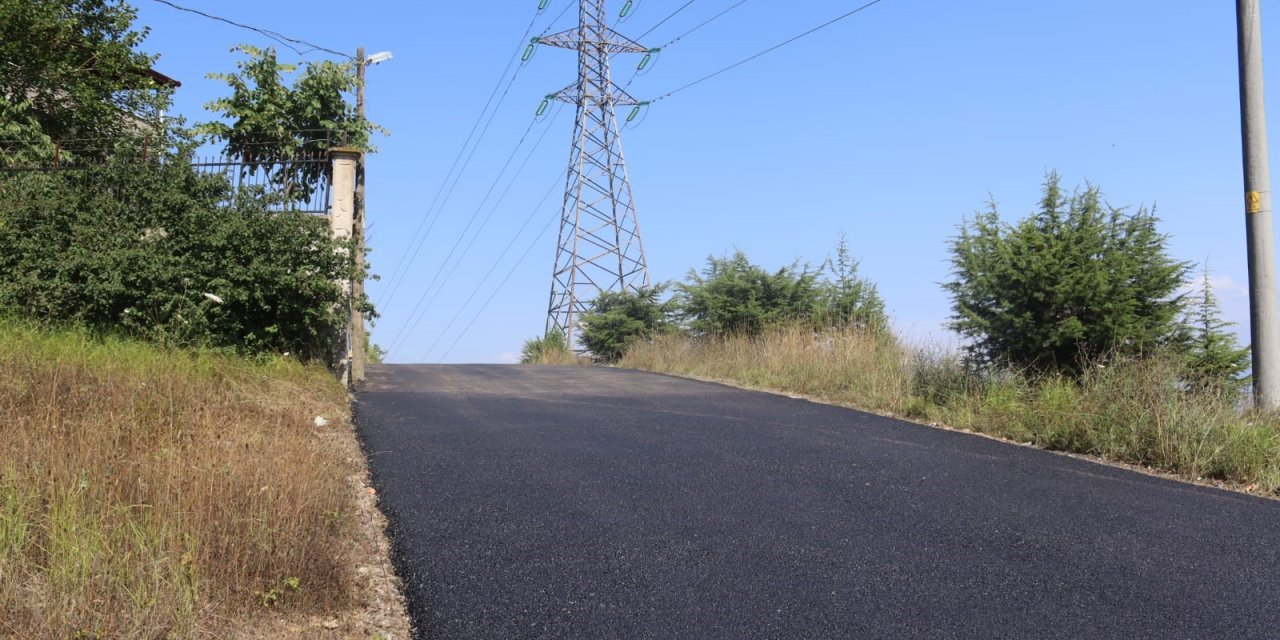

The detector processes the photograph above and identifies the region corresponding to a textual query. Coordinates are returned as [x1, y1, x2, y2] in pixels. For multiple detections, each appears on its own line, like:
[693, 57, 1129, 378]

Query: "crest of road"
[355, 364, 1280, 639]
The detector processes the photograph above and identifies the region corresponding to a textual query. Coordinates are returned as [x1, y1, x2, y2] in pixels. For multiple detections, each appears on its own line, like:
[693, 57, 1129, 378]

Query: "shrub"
[578, 285, 672, 363]
[677, 251, 822, 337]
[0, 149, 366, 361]
[945, 172, 1190, 377]
[520, 331, 574, 365]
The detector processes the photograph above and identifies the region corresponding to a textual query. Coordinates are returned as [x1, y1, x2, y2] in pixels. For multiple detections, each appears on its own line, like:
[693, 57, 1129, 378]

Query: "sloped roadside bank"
[0, 322, 410, 638]
[620, 327, 1280, 500]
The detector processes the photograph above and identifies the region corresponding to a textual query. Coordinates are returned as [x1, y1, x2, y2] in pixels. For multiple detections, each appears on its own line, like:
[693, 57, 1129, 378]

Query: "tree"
[677, 251, 823, 337]
[945, 172, 1191, 377]
[578, 286, 672, 363]
[0, 143, 367, 361]
[821, 233, 887, 329]
[199, 45, 385, 200]
[1180, 266, 1251, 394]
[0, 0, 170, 163]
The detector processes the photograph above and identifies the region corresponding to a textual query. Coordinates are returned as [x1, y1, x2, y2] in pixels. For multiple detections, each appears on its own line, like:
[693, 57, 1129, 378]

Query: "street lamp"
[365, 51, 393, 66]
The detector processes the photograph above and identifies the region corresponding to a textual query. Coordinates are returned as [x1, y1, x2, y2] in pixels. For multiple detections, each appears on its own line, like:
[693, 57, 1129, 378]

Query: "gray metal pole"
[1238, 0, 1280, 410]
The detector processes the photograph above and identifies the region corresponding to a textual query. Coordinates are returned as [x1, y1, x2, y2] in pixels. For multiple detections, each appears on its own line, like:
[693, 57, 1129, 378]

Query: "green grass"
[621, 325, 1280, 495]
[0, 320, 360, 637]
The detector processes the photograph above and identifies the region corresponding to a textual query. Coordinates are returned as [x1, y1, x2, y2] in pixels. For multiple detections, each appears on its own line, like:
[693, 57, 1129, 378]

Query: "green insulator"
[522, 44, 536, 62]
[620, 0, 633, 17]
[637, 52, 652, 71]
[538, 0, 549, 9]
[536, 98, 550, 117]
[625, 101, 651, 123]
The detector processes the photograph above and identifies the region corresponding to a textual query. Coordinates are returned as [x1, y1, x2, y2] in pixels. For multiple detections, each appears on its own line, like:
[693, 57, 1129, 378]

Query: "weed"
[622, 324, 1280, 495]
[0, 319, 358, 636]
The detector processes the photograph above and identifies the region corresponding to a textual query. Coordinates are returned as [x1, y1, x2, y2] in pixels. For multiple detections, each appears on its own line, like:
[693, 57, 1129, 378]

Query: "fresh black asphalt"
[354, 364, 1280, 639]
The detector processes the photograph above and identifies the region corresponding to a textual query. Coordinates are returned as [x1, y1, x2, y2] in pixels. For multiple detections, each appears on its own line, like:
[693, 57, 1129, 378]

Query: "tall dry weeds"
[0, 322, 359, 638]
[623, 325, 913, 414]
[622, 325, 1280, 495]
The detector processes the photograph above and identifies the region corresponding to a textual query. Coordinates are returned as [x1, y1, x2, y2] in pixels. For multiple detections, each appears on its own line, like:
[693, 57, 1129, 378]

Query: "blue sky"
[133, 0, 1268, 363]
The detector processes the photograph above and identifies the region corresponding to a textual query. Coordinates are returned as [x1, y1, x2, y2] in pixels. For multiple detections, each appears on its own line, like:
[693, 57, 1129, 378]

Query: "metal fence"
[191, 150, 332, 215]
[1, 136, 336, 216]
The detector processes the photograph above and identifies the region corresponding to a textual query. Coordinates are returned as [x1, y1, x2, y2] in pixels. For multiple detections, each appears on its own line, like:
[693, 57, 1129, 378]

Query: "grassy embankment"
[0, 321, 363, 638]
[621, 325, 1280, 494]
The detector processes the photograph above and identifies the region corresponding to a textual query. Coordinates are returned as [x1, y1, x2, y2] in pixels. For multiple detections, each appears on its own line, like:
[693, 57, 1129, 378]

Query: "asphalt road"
[355, 364, 1280, 640]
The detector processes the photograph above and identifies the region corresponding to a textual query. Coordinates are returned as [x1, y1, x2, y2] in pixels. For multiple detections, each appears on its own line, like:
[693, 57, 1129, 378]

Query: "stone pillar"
[329, 148, 361, 386]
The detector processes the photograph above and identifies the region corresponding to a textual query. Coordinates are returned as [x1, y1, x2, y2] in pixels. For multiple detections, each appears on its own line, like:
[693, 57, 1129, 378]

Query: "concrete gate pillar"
[329, 148, 362, 385]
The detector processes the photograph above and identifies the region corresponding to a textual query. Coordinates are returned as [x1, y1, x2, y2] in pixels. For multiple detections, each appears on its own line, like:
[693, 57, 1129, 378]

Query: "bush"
[945, 172, 1190, 377]
[677, 251, 822, 337]
[0, 149, 366, 361]
[520, 331, 575, 365]
[578, 285, 672, 363]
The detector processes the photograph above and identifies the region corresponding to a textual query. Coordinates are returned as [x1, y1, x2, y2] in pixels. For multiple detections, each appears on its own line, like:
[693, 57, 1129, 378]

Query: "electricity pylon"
[537, 0, 650, 348]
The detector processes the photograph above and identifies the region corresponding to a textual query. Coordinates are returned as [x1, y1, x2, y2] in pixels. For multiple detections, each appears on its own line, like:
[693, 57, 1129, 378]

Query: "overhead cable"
[146, 0, 350, 59]
[377, 2, 552, 309]
[653, 0, 885, 102]
[419, 172, 564, 360]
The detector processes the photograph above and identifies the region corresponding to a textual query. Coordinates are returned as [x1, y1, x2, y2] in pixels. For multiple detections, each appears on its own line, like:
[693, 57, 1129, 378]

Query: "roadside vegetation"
[519, 330, 580, 365]
[608, 175, 1280, 495]
[0, 321, 359, 637]
[1, 1, 405, 636]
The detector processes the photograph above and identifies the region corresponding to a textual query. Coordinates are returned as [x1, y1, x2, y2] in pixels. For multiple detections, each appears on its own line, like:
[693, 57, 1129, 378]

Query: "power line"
[619, 0, 751, 93]
[653, 0, 886, 102]
[637, 0, 698, 40]
[387, 104, 563, 355]
[541, 0, 576, 36]
[377, 3, 553, 310]
[146, 0, 350, 59]
[420, 172, 564, 360]
[653, 0, 749, 49]
[437, 213, 560, 362]
[402, 106, 564, 342]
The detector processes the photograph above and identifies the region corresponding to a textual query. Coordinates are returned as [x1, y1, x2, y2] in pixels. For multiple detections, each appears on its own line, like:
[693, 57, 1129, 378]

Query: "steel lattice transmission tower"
[537, 0, 650, 347]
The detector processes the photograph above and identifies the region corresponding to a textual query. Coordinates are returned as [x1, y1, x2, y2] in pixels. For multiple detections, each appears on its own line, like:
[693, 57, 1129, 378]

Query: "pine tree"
[945, 172, 1191, 377]
[822, 233, 887, 329]
[1181, 266, 1251, 394]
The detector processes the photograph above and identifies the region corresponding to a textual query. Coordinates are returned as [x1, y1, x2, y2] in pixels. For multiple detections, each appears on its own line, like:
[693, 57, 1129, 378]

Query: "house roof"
[145, 68, 180, 88]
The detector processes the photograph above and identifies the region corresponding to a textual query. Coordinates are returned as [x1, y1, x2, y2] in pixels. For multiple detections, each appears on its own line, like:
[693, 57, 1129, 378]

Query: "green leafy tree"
[945, 172, 1191, 377]
[820, 233, 887, 329]
[0, 0, 170, 163]
[579, 286, 672, 363]
[520, 331, 571, 365]
[677, 251, 823, 337]
[1179, 267, 1250, 394]
[199, 44, 385, 200]
[0, 143, 367, 361]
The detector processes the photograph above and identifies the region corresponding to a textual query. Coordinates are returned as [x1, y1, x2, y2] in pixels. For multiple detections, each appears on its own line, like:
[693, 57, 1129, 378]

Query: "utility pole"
[352, 46, 368, 383]
[1237, 0, 1280, 410]
[538, 0, 651, 348]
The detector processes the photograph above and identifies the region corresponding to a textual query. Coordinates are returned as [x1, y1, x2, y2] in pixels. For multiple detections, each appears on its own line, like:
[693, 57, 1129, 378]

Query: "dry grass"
[622, 325, 1280, 495]
[625, 326, 911, 413]
[526, 349, 585, 366]
[0, 321, 361, 638]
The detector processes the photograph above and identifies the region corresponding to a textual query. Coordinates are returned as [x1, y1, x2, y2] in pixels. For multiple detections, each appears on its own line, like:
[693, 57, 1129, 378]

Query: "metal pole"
[1237, 0, 1280, 410]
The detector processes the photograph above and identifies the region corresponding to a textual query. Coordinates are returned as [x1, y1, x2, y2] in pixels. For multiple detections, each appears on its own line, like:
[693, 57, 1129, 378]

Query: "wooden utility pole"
[1237, 0, 1280, 410]
[352, 47, 368, 383]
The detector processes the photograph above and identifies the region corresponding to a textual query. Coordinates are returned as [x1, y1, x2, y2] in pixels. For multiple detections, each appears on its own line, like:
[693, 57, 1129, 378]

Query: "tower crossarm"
[547, 83, 643, 106]
[536, 27, 648, 54]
